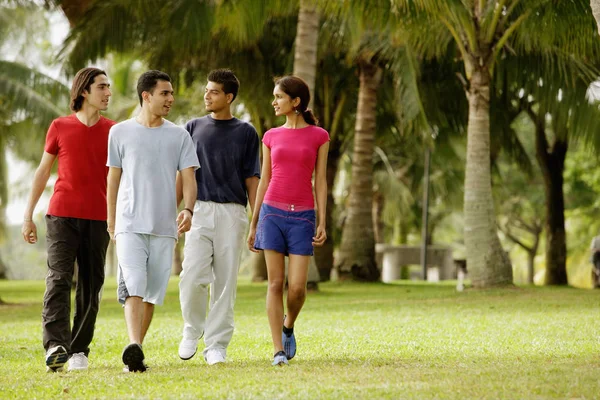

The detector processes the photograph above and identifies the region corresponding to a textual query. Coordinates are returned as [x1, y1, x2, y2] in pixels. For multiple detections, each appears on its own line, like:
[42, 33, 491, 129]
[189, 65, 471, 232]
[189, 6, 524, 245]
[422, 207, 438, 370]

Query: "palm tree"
[0, 3, 70, 279]
[0, 64, 68, 279]
[293, 0, 320, 109]
[336, 57, 382, 281]
[291, 0, 322, 287]
[370, 0, 600, 287]
[322, 2, 432, 282]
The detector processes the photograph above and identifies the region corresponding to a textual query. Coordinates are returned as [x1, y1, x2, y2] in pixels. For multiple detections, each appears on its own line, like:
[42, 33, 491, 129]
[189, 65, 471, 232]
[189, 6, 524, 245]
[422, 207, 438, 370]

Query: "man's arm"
[107, 167, 122, 241]
[21, 152, 56, 243]
[244, 176, 259, 214]
[175, 171, 183, 207]
[176, 167, 197, 235]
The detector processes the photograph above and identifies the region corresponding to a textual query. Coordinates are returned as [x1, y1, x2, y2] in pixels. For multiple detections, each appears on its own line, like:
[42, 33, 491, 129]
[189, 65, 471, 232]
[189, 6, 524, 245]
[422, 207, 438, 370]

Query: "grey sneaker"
[272, 351, 288, 366]
[45, 345, 68, 372]
[67, 352, 88, 371]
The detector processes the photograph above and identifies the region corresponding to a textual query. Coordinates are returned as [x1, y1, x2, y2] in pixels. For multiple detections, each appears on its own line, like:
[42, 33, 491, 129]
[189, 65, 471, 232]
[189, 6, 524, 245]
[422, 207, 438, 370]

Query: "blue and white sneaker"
[45, 345, 68, 372]
[272, 351, 288, 366]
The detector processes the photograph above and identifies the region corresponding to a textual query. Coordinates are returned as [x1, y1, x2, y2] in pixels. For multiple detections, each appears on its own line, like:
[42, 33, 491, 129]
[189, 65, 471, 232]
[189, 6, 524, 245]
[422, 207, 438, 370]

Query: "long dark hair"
[274, 76, 318, 126]
[70, 67, 107, 112]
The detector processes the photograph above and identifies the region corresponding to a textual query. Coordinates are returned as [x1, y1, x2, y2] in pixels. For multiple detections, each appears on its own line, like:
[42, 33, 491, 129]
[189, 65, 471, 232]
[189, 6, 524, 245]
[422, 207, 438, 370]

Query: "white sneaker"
[68, 352, 88, 371]
[204, 349, 225, 365]
[178, 338, 198, 360]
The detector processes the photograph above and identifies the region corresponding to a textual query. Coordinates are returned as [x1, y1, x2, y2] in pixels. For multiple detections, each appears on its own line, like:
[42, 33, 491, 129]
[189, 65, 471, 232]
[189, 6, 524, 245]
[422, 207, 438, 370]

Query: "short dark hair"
[70, 67, 107, 112]
[137, 70, 171, 106]
[207, 69, 240, 102]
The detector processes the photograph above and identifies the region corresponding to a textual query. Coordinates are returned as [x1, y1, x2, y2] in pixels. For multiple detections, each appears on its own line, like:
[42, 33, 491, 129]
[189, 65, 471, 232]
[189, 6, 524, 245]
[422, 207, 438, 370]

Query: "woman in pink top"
[248, 76, 329, 366]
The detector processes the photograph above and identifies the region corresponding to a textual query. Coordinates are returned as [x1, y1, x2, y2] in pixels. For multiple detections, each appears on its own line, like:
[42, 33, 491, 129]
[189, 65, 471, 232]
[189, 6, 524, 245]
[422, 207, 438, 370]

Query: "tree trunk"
[464, 65, 513, 287]
[529, 226, 541, 285]
[502, 221, 541, 285]
[336, 60, 381, 282]
[534, 125, 568, 285]
[292, 0, 321, 288]
[293, 0, 319, 109]
[313, 147, 340, 281]
[591, 0, 600, 34]
[527, 251, 535, 285]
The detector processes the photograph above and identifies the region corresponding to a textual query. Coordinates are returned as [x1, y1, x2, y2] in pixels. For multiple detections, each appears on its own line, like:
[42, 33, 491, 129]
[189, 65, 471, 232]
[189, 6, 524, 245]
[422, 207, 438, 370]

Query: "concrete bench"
[375, 244, 455, 283]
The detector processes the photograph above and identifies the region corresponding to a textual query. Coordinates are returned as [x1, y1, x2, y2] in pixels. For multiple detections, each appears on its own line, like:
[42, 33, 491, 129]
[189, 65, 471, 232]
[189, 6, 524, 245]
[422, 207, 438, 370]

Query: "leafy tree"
[0, 3, 69, 279]
[367, 0, 600, 287]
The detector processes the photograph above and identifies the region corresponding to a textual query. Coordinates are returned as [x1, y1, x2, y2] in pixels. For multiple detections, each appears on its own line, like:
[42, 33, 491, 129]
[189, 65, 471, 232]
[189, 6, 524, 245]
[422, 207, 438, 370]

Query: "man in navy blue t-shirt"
[177, 69, 260, 365]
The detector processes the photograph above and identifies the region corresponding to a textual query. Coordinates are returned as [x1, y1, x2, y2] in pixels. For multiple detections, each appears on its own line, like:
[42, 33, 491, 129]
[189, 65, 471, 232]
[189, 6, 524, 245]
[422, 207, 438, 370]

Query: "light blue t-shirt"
[107, 118, 200, 239]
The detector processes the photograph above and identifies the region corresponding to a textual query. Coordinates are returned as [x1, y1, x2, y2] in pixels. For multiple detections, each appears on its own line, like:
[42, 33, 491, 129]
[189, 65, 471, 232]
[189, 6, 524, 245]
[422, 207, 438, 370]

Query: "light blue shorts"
[116, 233, 176, 306]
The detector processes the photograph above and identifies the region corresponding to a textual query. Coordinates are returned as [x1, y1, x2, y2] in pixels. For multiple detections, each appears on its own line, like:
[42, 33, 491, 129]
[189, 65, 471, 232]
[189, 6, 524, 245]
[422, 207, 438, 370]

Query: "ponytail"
[302, 109, 318, 126]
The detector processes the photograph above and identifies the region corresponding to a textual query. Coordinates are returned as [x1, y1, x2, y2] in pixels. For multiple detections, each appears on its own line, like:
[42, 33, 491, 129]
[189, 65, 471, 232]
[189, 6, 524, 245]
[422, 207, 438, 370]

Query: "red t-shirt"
[262, 125, 329, 208]
[44, 114, 115, 220]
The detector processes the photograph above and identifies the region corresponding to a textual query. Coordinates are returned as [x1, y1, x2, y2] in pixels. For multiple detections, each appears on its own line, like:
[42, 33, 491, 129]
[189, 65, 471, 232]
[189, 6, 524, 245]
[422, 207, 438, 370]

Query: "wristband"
[184, 208, 194, 216]
[24, 218, 32, 222]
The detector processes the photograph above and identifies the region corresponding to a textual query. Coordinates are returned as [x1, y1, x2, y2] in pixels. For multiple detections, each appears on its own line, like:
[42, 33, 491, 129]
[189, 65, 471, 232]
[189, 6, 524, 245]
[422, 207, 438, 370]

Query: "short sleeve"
[106, 127, 122, 168]
[319, 128, 330, 147]
[178, 132, 201, 171]
[243, 126, 261, 179]
[262, 130, 272, 149]
[184, 119, 194, 137]
[44, 120, 59, 155]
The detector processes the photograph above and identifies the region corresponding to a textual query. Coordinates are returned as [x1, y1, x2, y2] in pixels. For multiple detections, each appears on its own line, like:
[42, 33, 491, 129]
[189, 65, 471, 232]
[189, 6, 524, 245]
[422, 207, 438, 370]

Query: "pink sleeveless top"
[262, 125, 329, 209]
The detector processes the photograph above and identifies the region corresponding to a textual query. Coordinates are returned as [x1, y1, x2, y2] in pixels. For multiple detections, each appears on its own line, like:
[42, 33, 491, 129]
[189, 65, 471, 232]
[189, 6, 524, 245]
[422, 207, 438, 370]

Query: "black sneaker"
[122, 343, 147, 372]
[45, 345, 68, 372]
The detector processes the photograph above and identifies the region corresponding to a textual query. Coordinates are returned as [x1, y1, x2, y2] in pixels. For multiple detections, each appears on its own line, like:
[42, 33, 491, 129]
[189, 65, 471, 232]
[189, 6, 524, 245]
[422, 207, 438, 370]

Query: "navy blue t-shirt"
[185, 115, 260, 206]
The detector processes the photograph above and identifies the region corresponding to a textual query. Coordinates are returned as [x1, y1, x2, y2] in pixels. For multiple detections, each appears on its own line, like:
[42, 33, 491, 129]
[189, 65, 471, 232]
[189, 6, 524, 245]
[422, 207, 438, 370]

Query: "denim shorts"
[254, 203, 316, 256]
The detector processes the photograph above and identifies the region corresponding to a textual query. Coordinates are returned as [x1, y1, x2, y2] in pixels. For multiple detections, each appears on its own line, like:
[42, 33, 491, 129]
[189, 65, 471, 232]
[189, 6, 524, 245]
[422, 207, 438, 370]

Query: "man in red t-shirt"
[21, 67, 115, 372]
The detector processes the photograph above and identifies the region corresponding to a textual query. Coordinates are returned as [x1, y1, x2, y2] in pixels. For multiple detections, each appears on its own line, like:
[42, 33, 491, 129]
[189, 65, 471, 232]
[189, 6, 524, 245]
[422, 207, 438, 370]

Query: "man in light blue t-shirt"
[107, 70, 200, 373]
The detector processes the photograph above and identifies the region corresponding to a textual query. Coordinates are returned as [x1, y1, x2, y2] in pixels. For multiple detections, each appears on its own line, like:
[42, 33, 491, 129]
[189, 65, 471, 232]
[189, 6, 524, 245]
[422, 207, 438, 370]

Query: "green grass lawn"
[0, 278, 599, 399]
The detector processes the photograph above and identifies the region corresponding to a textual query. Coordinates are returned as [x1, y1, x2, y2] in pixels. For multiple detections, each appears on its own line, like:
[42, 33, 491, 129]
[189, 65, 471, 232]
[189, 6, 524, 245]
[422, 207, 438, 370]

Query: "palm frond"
[0, 60, 68, 123]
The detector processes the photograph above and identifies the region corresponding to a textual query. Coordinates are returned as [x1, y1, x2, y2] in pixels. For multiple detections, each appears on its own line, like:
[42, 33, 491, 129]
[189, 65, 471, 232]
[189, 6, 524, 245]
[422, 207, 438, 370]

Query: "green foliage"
[0, 220, 47, 279]
[1, 279, 600, 398]
[0, 3, 69, 245]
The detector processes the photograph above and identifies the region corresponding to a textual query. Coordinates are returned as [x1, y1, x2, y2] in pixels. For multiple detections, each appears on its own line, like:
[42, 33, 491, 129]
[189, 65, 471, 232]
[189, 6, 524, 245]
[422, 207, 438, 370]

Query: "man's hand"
[107, 228, 116, 243]
[21, 220, 37, 244]
[177, 209, 193, 235]
[312, 225, 327, 247]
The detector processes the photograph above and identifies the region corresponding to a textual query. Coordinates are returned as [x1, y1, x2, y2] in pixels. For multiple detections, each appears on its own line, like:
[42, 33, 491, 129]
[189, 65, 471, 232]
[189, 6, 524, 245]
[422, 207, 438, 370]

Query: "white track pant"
[179, 201, 248, 357]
